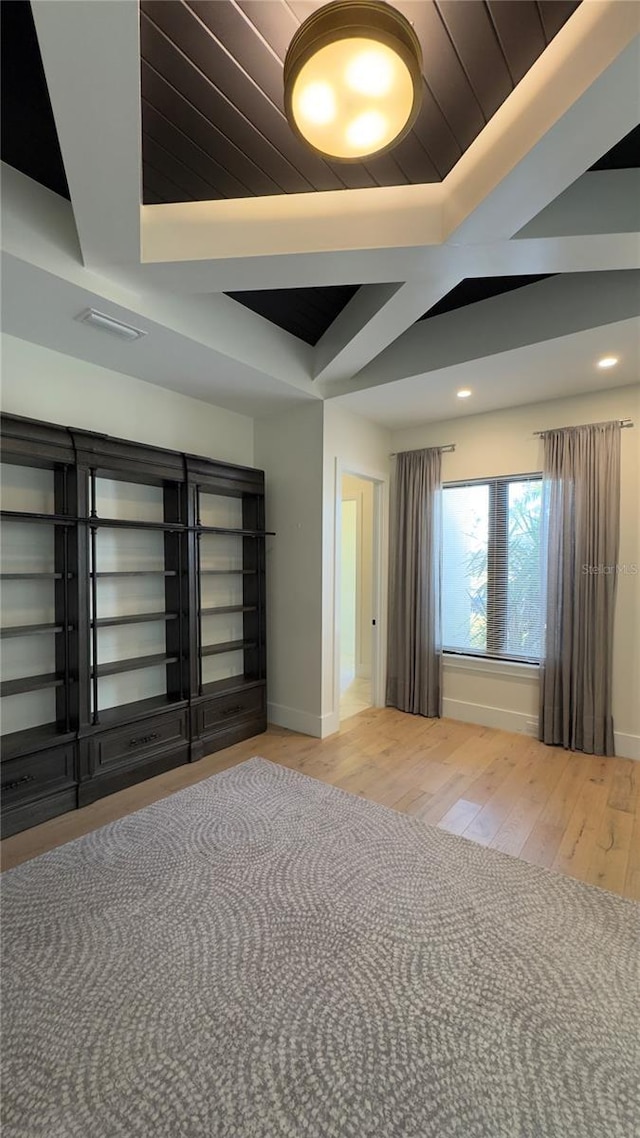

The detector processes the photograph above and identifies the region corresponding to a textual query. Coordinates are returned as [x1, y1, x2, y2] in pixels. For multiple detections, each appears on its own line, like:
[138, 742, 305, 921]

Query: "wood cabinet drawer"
[88, 709, 189, 774]
[1, 744, 76, 806]
[196, 686, 265, 736]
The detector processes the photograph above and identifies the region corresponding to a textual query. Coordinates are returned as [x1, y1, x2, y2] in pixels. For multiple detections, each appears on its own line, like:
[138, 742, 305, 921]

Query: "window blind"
[442, 475, 543, 663]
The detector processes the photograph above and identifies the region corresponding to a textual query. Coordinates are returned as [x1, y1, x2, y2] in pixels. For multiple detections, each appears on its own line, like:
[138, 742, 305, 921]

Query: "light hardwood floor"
[2, 709, 638, 900]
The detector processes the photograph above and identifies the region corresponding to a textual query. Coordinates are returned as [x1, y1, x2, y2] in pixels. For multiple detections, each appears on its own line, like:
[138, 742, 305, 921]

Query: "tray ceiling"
[1, 0, 637, 417]
[140, 0, 582, 203]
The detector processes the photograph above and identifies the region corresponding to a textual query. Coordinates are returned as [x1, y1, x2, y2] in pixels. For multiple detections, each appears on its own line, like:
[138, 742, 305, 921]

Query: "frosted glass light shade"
[284, 1, 423, 162]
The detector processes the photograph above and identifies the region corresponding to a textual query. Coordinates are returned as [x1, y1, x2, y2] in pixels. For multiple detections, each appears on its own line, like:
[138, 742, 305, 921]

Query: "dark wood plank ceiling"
[226, 285, 360, 345]
[0, 0, 69, 200]
[419, 275, 555, 321]
[590, 124, 640, 170]
[140, 0, 581, 204]
[227, 275, 557, 342]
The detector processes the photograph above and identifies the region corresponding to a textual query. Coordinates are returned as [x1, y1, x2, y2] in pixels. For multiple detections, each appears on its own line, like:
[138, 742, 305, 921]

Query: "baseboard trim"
[442, 699, 640, 760]
[614, 732, 640, 761]
[442, 698, 537, 736]
[265, 701, 327, 737]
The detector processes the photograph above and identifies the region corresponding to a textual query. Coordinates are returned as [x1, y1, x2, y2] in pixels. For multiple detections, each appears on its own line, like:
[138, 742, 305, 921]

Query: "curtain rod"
[534, 418, 634, 437]
[390, 444, 456, 456]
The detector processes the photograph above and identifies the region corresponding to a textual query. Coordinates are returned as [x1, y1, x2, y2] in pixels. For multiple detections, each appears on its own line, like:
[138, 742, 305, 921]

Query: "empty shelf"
[198, 525, 274, 537]
[0, 510, 75, 526]
[0, 673, 65, 697]
[0, 623, 64, 639]
[93, 570, 177, 579]
[93, 612, 179, 628]
[201, 640, 256, 657]
[0, 572, 67, 580]
[200, 676, 264, 698]
[89, 518, 183, 532]
[201, 606, 257, 617]
[200, 569, 256, 576]
[92, 653, 179, 678]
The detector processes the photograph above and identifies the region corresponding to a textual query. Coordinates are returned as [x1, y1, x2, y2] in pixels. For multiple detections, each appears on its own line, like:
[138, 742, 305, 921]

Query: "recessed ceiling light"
[283, 1, 423, 161]
[597, 356, 619, 369]
[75, 308, 146, 342]
[457, 389, 472, 399]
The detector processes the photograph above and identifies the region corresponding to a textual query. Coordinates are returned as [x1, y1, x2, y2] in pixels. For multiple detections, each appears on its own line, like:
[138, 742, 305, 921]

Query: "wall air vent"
[75, 308, 147, 342]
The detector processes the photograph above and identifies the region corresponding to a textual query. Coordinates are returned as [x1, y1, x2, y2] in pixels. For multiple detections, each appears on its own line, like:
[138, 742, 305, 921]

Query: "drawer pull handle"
[221, 704, 243, 718]
[129, 732, 159, 748]
[2, 774, 36, 792]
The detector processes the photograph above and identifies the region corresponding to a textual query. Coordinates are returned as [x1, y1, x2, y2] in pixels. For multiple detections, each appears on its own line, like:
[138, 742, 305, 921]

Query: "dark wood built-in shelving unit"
[0, 413, 269, 836]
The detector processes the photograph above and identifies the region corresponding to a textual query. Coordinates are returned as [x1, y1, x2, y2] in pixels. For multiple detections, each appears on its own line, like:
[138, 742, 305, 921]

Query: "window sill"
[443, 653, 539, 682]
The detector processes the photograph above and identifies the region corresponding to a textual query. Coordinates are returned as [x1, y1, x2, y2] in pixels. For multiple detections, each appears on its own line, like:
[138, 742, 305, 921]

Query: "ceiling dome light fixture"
[597, 355, 619, 369]
[457, 389, 472, 399]
[284, 1, 423, 161]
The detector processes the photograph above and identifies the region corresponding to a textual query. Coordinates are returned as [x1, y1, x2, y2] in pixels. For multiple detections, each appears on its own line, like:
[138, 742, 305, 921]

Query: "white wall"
[391, 385, 640, 759]
[0, 334, 254, 465]
[323, 403, 391, 736]
[254, 402, 325, 736]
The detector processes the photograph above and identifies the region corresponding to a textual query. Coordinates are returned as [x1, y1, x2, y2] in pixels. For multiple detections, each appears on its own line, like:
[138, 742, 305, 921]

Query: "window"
[442, 475, 543, 663]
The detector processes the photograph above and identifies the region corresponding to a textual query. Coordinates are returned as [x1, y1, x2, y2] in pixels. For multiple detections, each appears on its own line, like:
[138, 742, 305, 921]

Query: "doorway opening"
[339, 473, 375, 721]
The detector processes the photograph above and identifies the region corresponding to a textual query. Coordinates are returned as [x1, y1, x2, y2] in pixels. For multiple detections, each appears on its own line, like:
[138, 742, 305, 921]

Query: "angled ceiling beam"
[31, 0, 141, 270]
[445, 1, 640, 243]
[313, 262, 458, 385]
[329, 271, 640, 396]
[314, 182, 640, 388]
[468, 233, 640, 277]
[515, 170, 640, 237]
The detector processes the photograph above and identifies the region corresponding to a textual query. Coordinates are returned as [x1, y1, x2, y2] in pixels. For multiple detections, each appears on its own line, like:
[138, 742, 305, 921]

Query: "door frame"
[334, 459, 388, 725]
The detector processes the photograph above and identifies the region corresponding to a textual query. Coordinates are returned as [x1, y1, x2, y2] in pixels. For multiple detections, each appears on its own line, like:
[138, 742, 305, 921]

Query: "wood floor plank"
[607, 759, 638, 814]
[588, 805, 634, 895]
[2, 713, 638, 902]
[519, 820, 565, 870]
[438, 797, 483, 835]
[552, 757, 614, 884]
[623, 812, 640, 900]
[488, 796, 546, 857]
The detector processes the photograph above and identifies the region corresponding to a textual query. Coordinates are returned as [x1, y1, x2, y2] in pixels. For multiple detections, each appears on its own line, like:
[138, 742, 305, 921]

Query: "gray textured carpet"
[2, 757, 639, 1138]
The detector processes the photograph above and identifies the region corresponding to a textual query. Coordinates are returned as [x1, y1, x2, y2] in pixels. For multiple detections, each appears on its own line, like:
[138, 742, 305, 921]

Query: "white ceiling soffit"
[0, 250, 317, 419]
[0, 164, 316, 402]
[16, 0, 640, 414]
[331, 317, 640, 430]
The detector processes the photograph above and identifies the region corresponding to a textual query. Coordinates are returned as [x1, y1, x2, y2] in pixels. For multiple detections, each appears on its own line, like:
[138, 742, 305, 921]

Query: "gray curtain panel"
[539, 421, 621, 756]
[386, 448, 442, 717]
